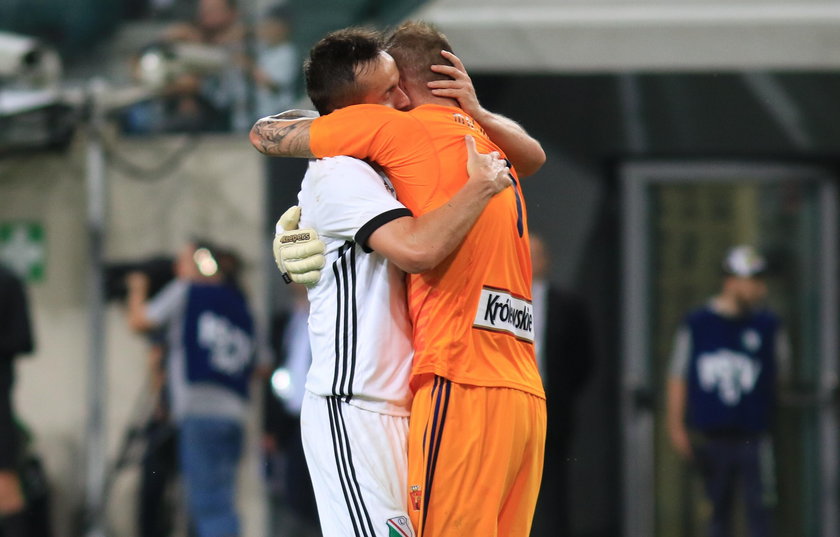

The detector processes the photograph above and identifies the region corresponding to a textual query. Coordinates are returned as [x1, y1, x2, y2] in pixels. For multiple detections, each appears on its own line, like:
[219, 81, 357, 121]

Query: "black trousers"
[0, 360, 16, 470]
[531, 440, 571, 537]
[138, 419, 179, 537]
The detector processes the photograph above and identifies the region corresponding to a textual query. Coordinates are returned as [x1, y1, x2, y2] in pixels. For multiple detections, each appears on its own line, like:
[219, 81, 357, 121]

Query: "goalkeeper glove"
[273, 206, 325, 286]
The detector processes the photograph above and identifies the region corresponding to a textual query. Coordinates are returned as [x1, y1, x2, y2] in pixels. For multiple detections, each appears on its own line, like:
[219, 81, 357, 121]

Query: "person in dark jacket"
[529, 234, 596, 537]
[0, 264, 35, 537]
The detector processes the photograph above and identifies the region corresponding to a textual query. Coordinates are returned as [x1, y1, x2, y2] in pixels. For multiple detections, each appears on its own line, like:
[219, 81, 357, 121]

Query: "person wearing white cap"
[666, 245, 790, 537]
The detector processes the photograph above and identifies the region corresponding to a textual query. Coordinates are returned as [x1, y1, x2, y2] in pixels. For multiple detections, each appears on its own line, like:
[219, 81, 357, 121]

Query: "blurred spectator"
[528, 234, 596, 537]
[262, 283, 319, 537]
[125, 240, 267, 537]
[124, 0, 250, 133]
[0, 263, 35, 537]
[666, 245, 790, 537]
[160, 0, 245, 48]
[251, 4, 298, 120]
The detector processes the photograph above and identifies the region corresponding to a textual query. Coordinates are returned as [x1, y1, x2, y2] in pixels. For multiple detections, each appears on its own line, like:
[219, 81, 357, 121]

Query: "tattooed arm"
[249, 109, 318, 157]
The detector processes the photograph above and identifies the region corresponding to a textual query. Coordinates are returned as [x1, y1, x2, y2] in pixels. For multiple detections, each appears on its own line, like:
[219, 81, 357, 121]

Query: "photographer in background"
[125, 240, 268, 537]
[154, 0, 248, 132]
[123, 0, 250, 134]
[0, 264, 35, 537]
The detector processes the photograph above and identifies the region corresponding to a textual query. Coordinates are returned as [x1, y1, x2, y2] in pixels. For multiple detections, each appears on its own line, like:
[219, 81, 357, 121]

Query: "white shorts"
[300, 391, 415, 537]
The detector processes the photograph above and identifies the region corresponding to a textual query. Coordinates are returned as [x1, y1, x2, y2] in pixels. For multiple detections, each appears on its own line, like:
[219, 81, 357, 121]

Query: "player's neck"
[412, 93, 459, 108]
[712, 293, 746, 318]
[405, 82, 458, 108]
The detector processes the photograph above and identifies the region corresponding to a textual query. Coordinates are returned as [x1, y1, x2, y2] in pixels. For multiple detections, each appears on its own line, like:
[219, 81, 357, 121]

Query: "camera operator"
[124, 240, 267, 537]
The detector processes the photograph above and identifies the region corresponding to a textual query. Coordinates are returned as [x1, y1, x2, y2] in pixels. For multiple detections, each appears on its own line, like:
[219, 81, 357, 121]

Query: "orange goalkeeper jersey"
[310, 104, 544, 399]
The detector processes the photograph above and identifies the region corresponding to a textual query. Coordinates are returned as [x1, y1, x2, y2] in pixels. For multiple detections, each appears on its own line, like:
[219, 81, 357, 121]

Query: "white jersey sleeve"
[298, 156, 411, 248]
[146, 279, 189, 327]
[668, 325, 692, 380]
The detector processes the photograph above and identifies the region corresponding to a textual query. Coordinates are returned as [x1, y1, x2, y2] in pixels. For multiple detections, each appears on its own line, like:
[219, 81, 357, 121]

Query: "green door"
[621, 162, 838, 537]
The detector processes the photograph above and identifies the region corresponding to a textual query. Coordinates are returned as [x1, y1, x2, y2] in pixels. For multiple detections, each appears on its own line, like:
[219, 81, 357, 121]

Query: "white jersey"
[298, 156, 414, 416]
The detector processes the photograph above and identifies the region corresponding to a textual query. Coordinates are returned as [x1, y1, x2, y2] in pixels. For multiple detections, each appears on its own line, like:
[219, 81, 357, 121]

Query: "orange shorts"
[407, 375, 547, 537]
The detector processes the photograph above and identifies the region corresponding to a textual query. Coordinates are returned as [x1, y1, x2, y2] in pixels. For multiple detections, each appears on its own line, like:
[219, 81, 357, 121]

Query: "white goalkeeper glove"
[273, 206, 325, 286]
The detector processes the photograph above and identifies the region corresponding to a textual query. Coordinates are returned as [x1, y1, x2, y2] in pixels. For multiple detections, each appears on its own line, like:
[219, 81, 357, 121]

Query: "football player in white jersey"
[273, 29, 513, 537]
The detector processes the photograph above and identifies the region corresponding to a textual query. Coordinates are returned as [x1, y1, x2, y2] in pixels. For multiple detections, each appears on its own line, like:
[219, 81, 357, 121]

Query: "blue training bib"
[182, 283, 255, 398]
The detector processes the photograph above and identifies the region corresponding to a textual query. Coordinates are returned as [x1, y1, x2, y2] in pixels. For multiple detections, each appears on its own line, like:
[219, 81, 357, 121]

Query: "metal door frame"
[620, 161, 838, 537]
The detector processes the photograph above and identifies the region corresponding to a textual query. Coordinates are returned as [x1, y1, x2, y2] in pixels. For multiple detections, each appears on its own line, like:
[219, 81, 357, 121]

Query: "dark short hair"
[304, 27, 383, 115]
[385, 21, 453, 86]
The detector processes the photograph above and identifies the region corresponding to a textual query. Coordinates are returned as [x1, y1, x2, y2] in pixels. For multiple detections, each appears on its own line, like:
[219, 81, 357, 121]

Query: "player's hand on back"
[428, 50, 483, 118]
[464, 135, 512, 197]
[273, 206, 326, 286]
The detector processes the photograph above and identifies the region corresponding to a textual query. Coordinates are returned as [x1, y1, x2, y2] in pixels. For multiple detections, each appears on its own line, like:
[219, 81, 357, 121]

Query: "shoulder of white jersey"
[312, 155, 377, 176]
[309, 156, 398, 200]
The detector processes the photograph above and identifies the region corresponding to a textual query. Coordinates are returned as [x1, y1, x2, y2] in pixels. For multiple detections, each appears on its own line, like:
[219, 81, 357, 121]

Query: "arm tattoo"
[251, 117, 315, 158]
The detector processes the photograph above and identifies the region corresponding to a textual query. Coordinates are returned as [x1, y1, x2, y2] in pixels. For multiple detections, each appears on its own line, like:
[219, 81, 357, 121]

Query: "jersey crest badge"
[386, 515, 414, 537]
[409, 485, 422, 511]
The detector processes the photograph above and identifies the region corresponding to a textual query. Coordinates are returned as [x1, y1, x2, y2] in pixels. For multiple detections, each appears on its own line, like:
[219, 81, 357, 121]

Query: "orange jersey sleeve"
[310, 105, 442, 215]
